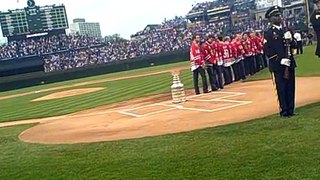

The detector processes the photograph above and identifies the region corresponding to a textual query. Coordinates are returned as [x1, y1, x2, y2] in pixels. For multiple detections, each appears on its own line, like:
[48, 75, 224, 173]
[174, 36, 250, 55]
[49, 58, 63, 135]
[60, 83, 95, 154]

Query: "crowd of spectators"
[189, 1, 212, 13]
[0, 0, 310, 73]
[162, 16, 186, 29]
[0, 34, 103, 60]
[44, 46, 108, 72]
[232, 0, 255, 14]
[43, 16, 273, 72]
[207, 0, 230, 11]
[188, 0, 233, 13]
[44, 24, 192, 72]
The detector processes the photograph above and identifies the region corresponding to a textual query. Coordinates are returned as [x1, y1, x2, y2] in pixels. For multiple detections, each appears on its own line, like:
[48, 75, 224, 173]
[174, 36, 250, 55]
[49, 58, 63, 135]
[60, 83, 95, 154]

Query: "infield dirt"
[15, 77, 320, 144]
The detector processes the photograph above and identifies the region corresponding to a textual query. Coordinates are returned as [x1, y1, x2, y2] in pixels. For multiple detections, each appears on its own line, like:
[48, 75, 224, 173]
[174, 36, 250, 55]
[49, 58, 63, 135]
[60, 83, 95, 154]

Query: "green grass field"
[0, 45, 320, 179]
[1, 103, 320, 179]
[248, 45, 320, 81]
[0, 61, 190, 97]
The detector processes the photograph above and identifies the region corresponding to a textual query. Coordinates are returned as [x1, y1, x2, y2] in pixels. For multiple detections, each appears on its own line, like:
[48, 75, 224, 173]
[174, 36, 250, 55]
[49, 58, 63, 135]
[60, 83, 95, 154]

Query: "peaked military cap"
[265, 5, 283, 19]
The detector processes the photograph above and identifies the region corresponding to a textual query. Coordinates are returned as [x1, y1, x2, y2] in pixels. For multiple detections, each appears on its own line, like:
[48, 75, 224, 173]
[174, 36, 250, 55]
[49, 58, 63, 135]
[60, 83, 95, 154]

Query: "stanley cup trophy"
[171, 71, 186, 104]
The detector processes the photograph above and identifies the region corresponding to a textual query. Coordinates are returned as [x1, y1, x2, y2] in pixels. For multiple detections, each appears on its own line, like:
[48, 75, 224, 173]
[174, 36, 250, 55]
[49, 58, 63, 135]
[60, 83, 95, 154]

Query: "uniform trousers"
[231, 62, 240, 81]
[223, 66, 233, 85]
[206, 64, 218, 91]
[216, 65, 224, 89]
[193, 67, 209, 94]
[273, 69, 296, 116]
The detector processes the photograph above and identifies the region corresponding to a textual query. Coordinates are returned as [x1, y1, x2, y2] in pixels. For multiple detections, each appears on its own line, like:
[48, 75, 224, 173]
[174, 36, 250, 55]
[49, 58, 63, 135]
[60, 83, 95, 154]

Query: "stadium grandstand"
[0, 0, 313, 76]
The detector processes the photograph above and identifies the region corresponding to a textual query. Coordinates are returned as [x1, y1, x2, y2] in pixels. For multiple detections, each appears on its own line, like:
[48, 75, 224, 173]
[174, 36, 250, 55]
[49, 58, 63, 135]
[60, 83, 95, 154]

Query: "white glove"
[284, 31, 292, 40]
[281, 58, 291, 67]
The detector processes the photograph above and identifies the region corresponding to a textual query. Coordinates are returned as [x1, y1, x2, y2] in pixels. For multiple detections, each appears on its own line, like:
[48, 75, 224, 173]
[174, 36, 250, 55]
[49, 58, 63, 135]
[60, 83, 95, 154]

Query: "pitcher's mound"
[32, 88, 105, 102]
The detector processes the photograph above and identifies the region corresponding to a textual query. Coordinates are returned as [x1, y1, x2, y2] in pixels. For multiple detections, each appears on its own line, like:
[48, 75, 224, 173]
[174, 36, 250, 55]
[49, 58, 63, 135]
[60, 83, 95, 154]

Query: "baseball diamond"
[16, 78, 320, 144]
[1, 0, 320, 179]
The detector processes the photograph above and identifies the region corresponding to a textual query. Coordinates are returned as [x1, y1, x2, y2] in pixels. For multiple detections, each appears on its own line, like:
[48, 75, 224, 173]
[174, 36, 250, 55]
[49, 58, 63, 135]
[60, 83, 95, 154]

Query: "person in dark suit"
[311, 0, 320, 57]
[264, 6, 297, 118]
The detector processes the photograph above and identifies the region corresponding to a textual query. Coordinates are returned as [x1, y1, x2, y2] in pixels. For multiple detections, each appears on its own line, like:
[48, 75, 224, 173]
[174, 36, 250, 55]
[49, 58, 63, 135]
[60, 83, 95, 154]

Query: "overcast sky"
[0, 0, 207, 41]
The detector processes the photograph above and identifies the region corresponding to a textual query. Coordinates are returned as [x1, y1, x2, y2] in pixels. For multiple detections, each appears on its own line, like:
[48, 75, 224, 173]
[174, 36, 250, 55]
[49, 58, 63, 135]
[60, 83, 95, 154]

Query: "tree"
[104, 34, 127, 43]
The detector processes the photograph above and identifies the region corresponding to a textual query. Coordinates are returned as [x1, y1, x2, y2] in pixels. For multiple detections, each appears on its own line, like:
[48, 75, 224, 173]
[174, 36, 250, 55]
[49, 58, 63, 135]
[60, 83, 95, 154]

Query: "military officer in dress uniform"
[311, 0, 320, 57]
[264, 6, 297, 118]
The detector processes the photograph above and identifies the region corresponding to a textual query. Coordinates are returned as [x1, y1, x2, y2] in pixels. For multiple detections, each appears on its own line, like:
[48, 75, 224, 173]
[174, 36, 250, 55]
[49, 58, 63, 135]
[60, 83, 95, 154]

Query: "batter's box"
[188, 92, 246, 102]
[178, 101, 241, 112]
[119, 104, 175, 118]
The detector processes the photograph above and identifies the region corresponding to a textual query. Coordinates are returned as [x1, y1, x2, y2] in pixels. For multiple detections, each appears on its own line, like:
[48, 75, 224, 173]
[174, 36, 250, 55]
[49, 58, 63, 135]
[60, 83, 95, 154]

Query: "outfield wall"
[0, 49, 188, 92]
[0, 56, 44, 77]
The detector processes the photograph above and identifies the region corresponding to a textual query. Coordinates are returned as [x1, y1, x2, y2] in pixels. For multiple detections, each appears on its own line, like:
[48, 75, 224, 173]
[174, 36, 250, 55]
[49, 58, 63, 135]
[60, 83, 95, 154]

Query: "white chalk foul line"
[118, 111, 143, 118]
[206, 101, 253, 113]
[118, 106, 177, 118]
[171, 101, 252, 113]
[120, 103, 164, 112]
[211, 99, 253, 103]
[189, 99, 252, 104]
[211, 93, 246, 100]
[177, 107, 213, 112]
[142, 108, 177, 117]
[187, 91, 246, 99]
[188, 92, 247, 101]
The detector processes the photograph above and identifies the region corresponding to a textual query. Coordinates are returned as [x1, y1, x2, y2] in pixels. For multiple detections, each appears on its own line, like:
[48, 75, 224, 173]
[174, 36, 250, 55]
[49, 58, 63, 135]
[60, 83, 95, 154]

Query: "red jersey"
[255, 36, 264, 54]
[215, 41, 224, 66]
[233, 40, 245, 59]
[242, 39, 254, 57]
[222, 42, 232, 60]
[210, 42, 219, 64]
[190, 42, 204, 71]
[250, 38, 258, 55]
[230, 42, 238, 59]
[201, 41, 217, 64]
[222, 42, 235, 66]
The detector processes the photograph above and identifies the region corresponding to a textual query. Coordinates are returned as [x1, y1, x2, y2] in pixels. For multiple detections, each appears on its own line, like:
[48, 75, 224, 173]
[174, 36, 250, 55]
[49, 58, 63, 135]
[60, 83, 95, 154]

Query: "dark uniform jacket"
[310, 10, 320, 56]
[264, 26, 296, 73]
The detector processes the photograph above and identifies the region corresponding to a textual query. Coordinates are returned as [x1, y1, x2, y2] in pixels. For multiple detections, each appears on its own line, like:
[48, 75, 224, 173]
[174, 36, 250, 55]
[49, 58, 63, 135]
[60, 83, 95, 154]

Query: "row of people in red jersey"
[190, 32, 267, 95]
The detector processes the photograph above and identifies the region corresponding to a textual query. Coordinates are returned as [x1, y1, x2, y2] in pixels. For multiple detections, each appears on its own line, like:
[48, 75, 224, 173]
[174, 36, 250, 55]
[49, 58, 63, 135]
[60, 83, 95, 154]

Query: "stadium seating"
[0, 0, 309, 73]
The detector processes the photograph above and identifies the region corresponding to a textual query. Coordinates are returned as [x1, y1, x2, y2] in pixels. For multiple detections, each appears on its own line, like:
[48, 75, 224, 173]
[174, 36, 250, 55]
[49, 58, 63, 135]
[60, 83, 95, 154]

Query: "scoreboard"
[0, 5, 68, 37]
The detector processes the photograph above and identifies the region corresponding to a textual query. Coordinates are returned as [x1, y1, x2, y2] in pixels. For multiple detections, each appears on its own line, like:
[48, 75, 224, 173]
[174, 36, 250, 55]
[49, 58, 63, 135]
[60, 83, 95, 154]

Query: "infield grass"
[248, 45, 320, 81]
[1, 102, 320, 179]
[0, 70, 195, 122]
[0, 61, 189, 97]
